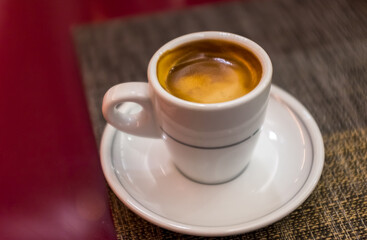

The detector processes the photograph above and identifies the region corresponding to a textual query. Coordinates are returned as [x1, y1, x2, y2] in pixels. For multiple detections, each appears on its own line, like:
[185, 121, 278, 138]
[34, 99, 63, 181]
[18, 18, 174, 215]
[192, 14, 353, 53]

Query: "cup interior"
[148, 31, 273, 110]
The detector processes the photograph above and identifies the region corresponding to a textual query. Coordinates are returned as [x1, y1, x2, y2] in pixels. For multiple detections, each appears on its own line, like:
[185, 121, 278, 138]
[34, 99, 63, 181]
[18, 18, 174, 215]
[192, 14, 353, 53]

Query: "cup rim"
[147, 31, 273, 110]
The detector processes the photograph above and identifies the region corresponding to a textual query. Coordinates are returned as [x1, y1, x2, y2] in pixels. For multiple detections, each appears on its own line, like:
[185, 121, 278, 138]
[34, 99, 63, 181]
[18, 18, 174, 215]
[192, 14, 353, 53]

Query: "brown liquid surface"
[157, 40, 262, 103]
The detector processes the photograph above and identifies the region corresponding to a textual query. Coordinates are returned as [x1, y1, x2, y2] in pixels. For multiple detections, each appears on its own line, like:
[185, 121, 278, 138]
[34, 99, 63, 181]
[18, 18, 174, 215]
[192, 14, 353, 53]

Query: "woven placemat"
[73, 0, 367, 238]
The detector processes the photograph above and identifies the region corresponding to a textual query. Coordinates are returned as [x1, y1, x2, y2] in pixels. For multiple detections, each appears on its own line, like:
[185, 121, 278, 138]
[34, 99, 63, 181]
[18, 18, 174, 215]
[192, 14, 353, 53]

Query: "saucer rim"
[100, 84, 324, 236]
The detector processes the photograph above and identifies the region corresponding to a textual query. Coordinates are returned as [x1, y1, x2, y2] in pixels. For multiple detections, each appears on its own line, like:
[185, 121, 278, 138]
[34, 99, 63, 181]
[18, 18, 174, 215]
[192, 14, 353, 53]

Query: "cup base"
[163, 131, 260, 184]
[175, 161, 250, 185]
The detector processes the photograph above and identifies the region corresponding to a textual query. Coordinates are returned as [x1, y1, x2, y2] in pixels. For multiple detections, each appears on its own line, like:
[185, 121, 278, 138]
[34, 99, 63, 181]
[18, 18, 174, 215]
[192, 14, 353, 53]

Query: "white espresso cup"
[102, 31, 272, 184]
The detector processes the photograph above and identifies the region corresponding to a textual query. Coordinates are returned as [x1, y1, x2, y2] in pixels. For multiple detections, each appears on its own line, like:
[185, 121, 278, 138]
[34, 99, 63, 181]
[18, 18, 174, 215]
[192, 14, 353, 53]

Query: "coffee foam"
[157, 39, 262, 103]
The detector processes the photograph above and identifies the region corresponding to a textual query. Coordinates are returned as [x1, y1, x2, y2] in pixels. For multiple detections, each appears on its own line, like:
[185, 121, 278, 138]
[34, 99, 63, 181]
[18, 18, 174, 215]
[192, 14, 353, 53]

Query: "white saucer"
[100, 85, 324, 237]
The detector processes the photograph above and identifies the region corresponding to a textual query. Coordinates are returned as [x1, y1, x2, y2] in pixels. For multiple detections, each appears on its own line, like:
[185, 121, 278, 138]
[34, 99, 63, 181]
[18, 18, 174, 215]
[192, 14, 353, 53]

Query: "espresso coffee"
[157, 39, 262, 103]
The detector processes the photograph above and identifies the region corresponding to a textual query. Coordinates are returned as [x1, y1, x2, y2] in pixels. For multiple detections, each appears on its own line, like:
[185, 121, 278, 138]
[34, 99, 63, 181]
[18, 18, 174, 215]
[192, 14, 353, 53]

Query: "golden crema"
[157, 39, 262, 103]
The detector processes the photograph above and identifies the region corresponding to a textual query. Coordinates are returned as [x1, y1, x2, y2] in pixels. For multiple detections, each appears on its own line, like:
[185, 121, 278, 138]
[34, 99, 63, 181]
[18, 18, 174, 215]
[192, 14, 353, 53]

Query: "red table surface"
[0, 0, 230, 239]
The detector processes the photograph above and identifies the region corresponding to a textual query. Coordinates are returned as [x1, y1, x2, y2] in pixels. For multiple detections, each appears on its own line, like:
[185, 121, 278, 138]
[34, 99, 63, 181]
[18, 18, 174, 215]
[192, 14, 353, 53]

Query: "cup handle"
[102, 82, 161, 138]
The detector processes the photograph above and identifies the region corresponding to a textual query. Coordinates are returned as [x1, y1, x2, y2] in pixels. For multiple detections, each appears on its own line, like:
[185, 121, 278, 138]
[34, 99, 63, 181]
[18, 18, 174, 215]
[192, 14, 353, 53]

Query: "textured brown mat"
[73, 0, 367, 238]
